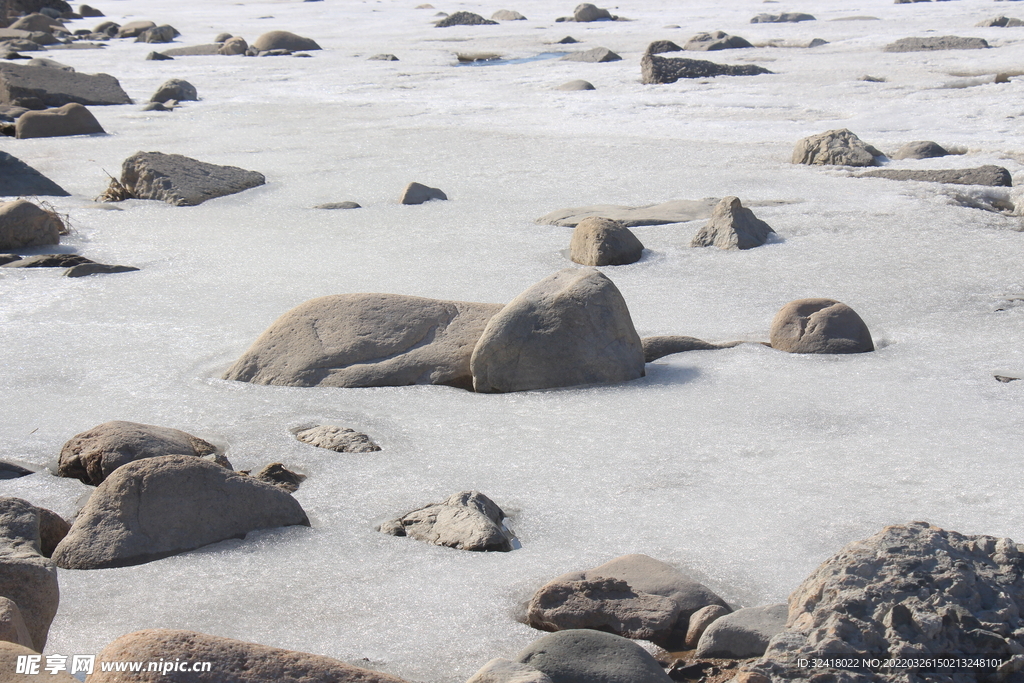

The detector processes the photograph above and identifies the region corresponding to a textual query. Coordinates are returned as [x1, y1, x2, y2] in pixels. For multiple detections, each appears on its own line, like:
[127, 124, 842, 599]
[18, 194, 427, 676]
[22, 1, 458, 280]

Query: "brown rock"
[769, 298, 873, 354]
[15, 101, 104, 138]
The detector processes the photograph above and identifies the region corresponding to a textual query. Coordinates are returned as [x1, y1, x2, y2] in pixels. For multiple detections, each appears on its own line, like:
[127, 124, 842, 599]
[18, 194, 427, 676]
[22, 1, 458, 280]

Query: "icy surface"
[1, 0, 1023, 681]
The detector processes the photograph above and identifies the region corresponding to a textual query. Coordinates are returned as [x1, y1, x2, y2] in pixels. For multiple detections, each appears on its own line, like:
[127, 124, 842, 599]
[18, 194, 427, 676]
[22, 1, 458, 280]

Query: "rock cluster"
[684, 31, 753, 51]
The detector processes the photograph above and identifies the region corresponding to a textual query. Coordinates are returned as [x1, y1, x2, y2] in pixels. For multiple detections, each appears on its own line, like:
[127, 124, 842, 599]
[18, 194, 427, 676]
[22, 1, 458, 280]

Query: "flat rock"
[515, 630, 673, 683]
[856, 165, 1011, 187]
[561, 47, 620, 62]
[471, 268, 645, 393]
[884, 36, 989, 52]
[57, 420, 220, 486]
[683, 31, 753, 51]
[252, 30, 321, 51]
[684, 604, 730, 649]
[792, 128, 881, 166]
[890, 140, 949, 160]
[0, 62, 130, 109]
[574, 4, 613, 22]
[15, 101, 103, 138]
[400, 181, 447, 204]
[569, 216, 644, 266]
[25, 57, 73, 71]
[536, 199, 721, 227]
[492, 10, 526, 21]
[145, 51, 173, 61]
[436, 11, 497, 27]
[64, 263, 139, 277]
[0, 200, 63, 249]
[556, 80, 595, 91]
[750, 13, 815, 23]
[468, 659, 555, 683]
[770, 298, 874, 354]
[694, 603, 788, 658]
[691, 196, 774, 250]
[223, 293, 503, 390]
[378, 490, 514, 552]
[52, 454, 309, 569]
[160, 44, 221, 57]
[314, 201, 361, 209]
[294, 425, 381, 453]
[112, 151, 265, 206]
[642, 336, 741, 362]
[641, 54, 771, 84]
[150, 78, 196, 103]
[3, 254, 90, 268]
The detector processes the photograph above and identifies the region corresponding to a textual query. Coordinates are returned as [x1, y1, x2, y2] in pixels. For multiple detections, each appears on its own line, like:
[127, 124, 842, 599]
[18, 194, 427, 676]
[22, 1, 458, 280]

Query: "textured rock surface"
[642, 54, 771, 84]
[515, 630, 673, 683]
[471, 269, 645, 393]
[87, 629, 413, 683]
[15, 102, 104, 138]
[770, 298, 874, 354]
[0, 597, 32, 649]
[694, 603, 788, 658]
[436, 12, 498, 27]
[0, 499, 58, 652]
[57, 420, 219, 486]
[378, 490, 514, 552]
[251, 30, 321, 51]
[223, 294, 502, 390]
[890, 140, 949, 160]
[467, 659, 554, 683]
[116, 151, 265, 206]
[400, 181, 447, 204]
[537, 199, 720, 227]
[792, 129, 882, 166]
[295, 425, 381, 453]
[52, 455, 309, 569]
[0, 62, 130, 109]
[684, 31, 753, 51]
[0, 151, 69, 196]
[642, 336, 741, 362]
[569, 217, 644, 266]
[884, 36, 989, 52]
[856, 166, 1011, 187]
[561, 47, 620, 63]
[149, 78, 196, 103]
[36, 507, 69, 559]
[0, 641, 77, 681]
[691, 196, 774, 250]
[685, 604, 731, 649]
[645, 40, 682, 54]
[0, 200, 63, 250]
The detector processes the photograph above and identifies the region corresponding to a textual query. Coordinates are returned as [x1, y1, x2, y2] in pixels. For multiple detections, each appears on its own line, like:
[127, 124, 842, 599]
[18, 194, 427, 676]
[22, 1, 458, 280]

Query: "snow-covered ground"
[2, 0, 1024, 680]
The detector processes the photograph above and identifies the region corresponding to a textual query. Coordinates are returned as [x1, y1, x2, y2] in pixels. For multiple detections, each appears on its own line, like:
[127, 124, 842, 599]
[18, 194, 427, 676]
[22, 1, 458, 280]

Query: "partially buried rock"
[769, 298, 873, 354]
[694, 603, 788, 658]
[367, 53, 398, 61]
[64, 262, 139, 277]
[685, 604, 730, 649]
[52, 455, 309, 569]
[219, 36, 248, 55]
[150, 78, 196, 103]
[135, 25, 177, 44]
[400, 181, 447, 204]
[884, 36, 989, 52]
[2, 254, 91, 268]
[642, 336, 741, 362]
[104, 151, 265, 206]
[556, 79, 594, 91]
[252, 463, 304, 493]
[79, 4, 103, 18]
[750, 13, 815, 23]
[15, 101, 103, 138]
[978, 16, 1024, 27]
[569, 216, 644, 266]
[537, 198, 720, 227]
[683, 31, 753, 51]
[691, 196, 774, 250]
[467, 659, 554, 683]
[0, 199, 63, 250]
[116, 20, 155, 38]
[314, 201, 361, 209]
[145, 51, 173, 61]
[792, 128, 881, 166]
[561, 47, 620, 63]
[294, 425, 381, 453]
[492, 10, 526, 21]
[891, 140, 949, 160]
[0, 62, 131, 109]
[251, 30, 321, 52]
[574, 3, 613, 22]
[471, 268, 645, 393]
[0, 461, 32, 479]
[57, 420, 221, 486]
[515, 630, 673, 683]
[435, 11, 497, 27]
[378, 490, 514, 552]
[645, 40, 682, 55]
[857, 165, 1011, 187]
[641, 54, 771, 84]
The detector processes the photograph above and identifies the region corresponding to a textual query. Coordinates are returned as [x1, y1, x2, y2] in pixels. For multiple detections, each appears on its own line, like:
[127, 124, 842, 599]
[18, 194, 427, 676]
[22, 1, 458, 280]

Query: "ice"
[1, 0, 1023, 680]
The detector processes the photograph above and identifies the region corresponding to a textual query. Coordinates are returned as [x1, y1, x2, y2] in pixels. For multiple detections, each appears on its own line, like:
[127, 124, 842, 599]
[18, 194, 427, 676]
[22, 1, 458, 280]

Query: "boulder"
[64, 263, 139, 277]
[977, 16, 1024, 27]
[35, 508, 68, 558]
[560, 47, 620, 63]
[683, 31, 753, 51]
[252, 463, 304, 493]
[684, 604, 730, 649]
[468, 659, 554, 683]
[93, 21, 118, 36]
[57, 420, 220, 486]
[884, 36, 989, 52]
[160, 44, 221, 57]
[116, 20, 155, 38]
[769, 298, 874, 354]
[107, 151, 265, 206]
[0, 498, 58, 652]
[14, 101, 103, 138]
[52, 455, 309, 569]
[791, 129, 881, 166]
[400, 181, 447, 204]
[515, 630, 673, 683]
[537, 199, 720, 227]
[750, 13, 815, 23]
[25, 57, 73, 71]
[87, 629, 413, 683]
[435, 12, 498, 27]
[0, 62, 131, 109]
[0, 597, 32, 649]
[219, 36, 248, 55]
[223, 294, 502, 390]
[856, 165, 1011, 187]
[251, 30, 321, 51]
[645, 40, 682, 55]
[642, 336, 741, 362]
[135, 25, 177, 44]
[0, 200, 63, 249]
[294, 425, 381, 453]
[367, 53, 397, 61]
[891, 140, 949, 160]
[556, 80, 595, 91]
[569, 217, 644, 266]
[9, 14, 61, 33]
[149, 78, 197, 103]
[492, 10, 526, 21]
[573, 4, 613, 22]
[377, 490, 514, 552]
[691, 196, 774, 250]
[694, 603, 788, 658]
[79, 5, 103, 18]
[641, 54, 771, 84]
[470, 269, 645, 393]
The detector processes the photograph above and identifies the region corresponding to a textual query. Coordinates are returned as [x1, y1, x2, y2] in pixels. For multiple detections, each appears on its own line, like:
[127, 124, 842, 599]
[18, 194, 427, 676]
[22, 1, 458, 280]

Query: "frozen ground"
[2, 0, 1024, 680]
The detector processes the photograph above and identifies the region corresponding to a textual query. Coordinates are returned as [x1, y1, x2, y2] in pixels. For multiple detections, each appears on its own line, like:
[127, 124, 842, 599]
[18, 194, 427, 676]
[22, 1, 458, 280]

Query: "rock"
[856, 165, 1011, 187]
[400, 181, 447, 204]
[561, 47, 620, 63]
[0, 200, 63, 249]
[0, 641, 78, 680]
[891, 140, 949, 160]
[574, 4, 613, 22]
[218, 36, 248, 55]
[141, 101, 174, 111]
[64, 263, 139, 277]
[492, 10, 526, 21]
[468, 659, 555, 683]
[52, 455, 309, 569]
[136, 25, 177, 44]
[294, 425, 381, 453]
[537, 199, 720, 227]
[367, 53, 397, 61]
[252, 463, 304, 493]
[995, 375, 1020, 383]
[691, 196, 774, 250]
[87, 629, 413, 683]
[683, 31, 753, 51]
[106, 151, 265, 206]
[378, 490, 514, 552]
[35, 508, 68, 559]
[642, 336, 741, 362]
[569, 217, 644, 266]
[556, 36, 578, 44]
[145, 51, 173, 61]
[314, 201, 361, 209]
[435, 11, 498, 27]
[471, 269, 645, 393]
[25, 57, 73, 71]
[9, 14, 60, 33]
[57, 420, 220, 486]
[116, 20, 155, 38]
[14, 101, 103, 138]
[2, 254, 90, 268]
[769, 298, 874, 354]
[641, 54, 772, 84]
[645, 40, 682, 54]
[792, 128, 881, 166]
[0, 62, 130, 109]
[515, 630, 673, 683]
[79, 4, 103, 17]
[978, 16, 1024, 27]
[556, 79, 594, 91]
[93, 21, 118, 36]
[252, 30, 321, 51]
[750, 13, 815, 23]
[695, 604, 788, 658]
[0, 499, 58, 652]
[160, 44, 221, 57]
[149, 78, 196, 103]
[885, 36, 989, 52]
[684, 604, 730, 649]
[0, 597, 32, 649]
[214, 32, 233, 43]
[0, 462, 32, 479]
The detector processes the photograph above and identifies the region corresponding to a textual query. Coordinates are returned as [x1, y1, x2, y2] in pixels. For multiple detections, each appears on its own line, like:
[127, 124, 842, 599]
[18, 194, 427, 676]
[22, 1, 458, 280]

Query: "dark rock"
[695, 604, 788, 658]
[400, 181, 446, 204]
[891, 140, 949, 159]
[556, 36, 578, 44]
[115, 20, 155, 38]
[135, 25, 177, 44]
[642, 336, 741, 362]
[750, 13, 815, 23]
[884, 36, 989, 51]
[641, 54, 772, 84]
[574, 3, 613, 22]
[314, 201, 361, 209]
[3, 253, 91, 268]
[856, 165, 1011, 187]
[792, 128, 881, 166]
[378, 490, 515, 552]
[995, 375, 1020, 383]
[36, 507, 68, 559]
[149, 78, 196, 103]
[145, 51, 173, 61]
[15, 101, 103, 138]
[64, 263, 139, 277]
[561, 47, 620, 62]
[556, 79, 595, 91]
[79, 5, 103, 18]
[569, 216, 644, 265]
[109, 151, 265, 206]
[0, 462, 32, 479]
[691, 196, 774, 250]
[252, 463, 304, 493]
[770, 298, 874, 354]
[294, 425, 380, 453]
[683, 31, 753, 51]
[141, 101, 174, 112]
[515, 630, 673, 683]
[93, 21, 118, 36]
[0, 62, 131, 109]
[435, 11, 497, 27]
[645, 40, 682, 54]
[0, 152, 69, 196]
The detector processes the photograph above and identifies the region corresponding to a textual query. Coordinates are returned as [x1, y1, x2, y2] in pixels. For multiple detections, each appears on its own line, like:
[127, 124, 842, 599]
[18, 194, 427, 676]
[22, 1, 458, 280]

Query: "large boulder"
[0, 62, 131, 109]
[222, 294, 502, 390]
[87, 629, 413, 683]
[792, 129, 881, 166]
[683, 31, 753, 51]
[436, 11, 498, 27]
[109, 151, 265, 206]
[641, 54, 771, 84]
[377, 490, 514, 552]
[251, 30, 321, 51]
[149, 78, 196, 103]
[51, 455, 310, 569]
[694, 603, 788, 658]
[470, 269, 645, 393]
[56, 420, 220, 486]
[691, 196, 774, 250]
[573, 4, 613, 22]
[884, 36, 989, 52]
[856, 165, 1011, 187]
[14, 102, 103, 138]
[515, 630, 673, 683]
[769, 298, 873, 354]
[569, 217, 644, 266]
[0, 200, 63, 249]
[0, 498, 59, 652]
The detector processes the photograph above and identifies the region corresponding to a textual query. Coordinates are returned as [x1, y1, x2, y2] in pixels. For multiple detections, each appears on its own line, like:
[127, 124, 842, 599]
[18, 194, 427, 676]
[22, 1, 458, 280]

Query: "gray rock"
[63, 263, 139, 277]
[435, 12, 498, 27]
[0, 462, 32, 479]
[367, 53, 398, 61]
[378, 490, 514, 552]
[977, 16, 1024, 27]
[890, 140, 949, 160]
[0, 62, 131, 109]
[15, 101, 103, 138]
[750, 13, 815, 23]
[110, 151, 265, 206]
[695, 604, 788, 658]
[160, 44, 221, 57]
[0, 200, 63, 249]
[515, 630, 673, 683]
[57, 420, 220, 486]
[884, 36, 989, 52]
[645, 40, 682, 54]
[556, 79, 595, 91]
[93, 21, 119, 36]
[35, 508, 68, 559]
[150, 78, 196, 103]
[471, 269, 645, 393]
[145, 51, 173, 61]
[691, 196, 774, 250]
[294, 425, 381, 453]
[569, 216, 644, 266]
[641, 54, 772, 84]
[252, 462, 304, 493]
[536, 199, 721, 227]
[561, 47, 620, 63]
[141, 101, 174, 111]
[314, 201, 361, 209]
[2, 254, 91, 268]
[135, 25, 177, 43]
[467, 659, 554, 683]
[223, 294, 502, 390]
[769, 298, 874, 354]
[792, 128, 881, 166]
[9, 14, 60, 33]
[400, 181, 447, 204]
[79, 5, 104, 17]
[52, 454, 309, 569]
[574, 4, 613, 22]
[253, 30, 321, 52]
[856, 165, 1011, 187]
[0, 498, 58, 652]
[492, 10, 526, 21]
[116, 20, 155, 38]
[218, 36, 248, 55]
[683, 31, 753, 51]
[556, 36, 578, 44]
[642, 336, 741, 362]
[0, 597, 32, 649]
[25, 57, 73, 71]
[684, 604, 730, 649]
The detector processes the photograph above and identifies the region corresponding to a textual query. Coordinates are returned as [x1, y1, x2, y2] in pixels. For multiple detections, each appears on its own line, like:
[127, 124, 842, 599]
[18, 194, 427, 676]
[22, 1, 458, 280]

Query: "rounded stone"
[769, 298, 873, 354]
